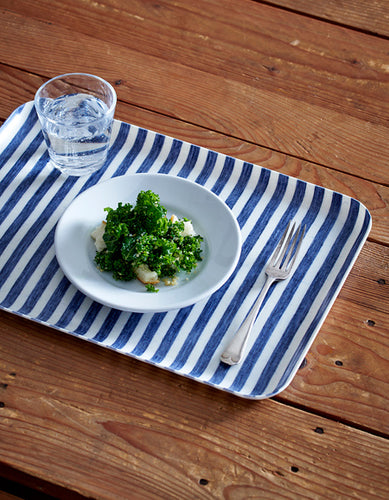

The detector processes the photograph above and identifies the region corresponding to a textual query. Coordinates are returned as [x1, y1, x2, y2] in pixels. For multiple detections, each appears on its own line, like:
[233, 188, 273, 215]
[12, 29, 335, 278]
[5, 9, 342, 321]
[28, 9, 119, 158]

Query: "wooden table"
[0, 1, 388, 498]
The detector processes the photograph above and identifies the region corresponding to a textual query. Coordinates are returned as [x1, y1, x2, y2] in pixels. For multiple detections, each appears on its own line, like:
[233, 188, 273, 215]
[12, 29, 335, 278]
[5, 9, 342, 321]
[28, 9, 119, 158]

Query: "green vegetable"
[94, 190, 203, 291]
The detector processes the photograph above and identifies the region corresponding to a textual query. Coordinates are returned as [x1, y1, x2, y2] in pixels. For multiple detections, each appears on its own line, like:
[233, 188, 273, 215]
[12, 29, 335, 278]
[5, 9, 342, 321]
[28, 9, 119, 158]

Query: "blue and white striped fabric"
[0, 102, 371, 398]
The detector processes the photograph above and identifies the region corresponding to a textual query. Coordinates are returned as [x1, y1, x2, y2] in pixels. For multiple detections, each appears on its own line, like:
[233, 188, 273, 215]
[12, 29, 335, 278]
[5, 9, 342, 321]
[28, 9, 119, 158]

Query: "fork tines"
[272, 221, 306, 271]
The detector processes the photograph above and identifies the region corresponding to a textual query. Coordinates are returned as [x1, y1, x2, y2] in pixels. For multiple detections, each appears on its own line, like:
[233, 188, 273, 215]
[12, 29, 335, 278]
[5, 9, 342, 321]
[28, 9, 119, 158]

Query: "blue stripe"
[211, 156, 235, 195]
[98, 122, 131, 177]
[208, 184, 322, 385]
[82, 122, 131, 184]
[130, 312, 168, 356]
[169, 168, 286, 372]
[249, 197, 359, 396]
[150, 306, 194, 363]
[195, 150, 218, 185]
[1, 124, 134, 301]
[0, 176, 79, 287]
[177, 145, 200, 178]
[16, 256, 60, 315]
[36, 276, 72, 322]
[0, 125, 130, 314]
[54, 290, 87, 329]
[114, 127, 148, 174]
[192, 178, 309, 379]
[110, 313, 143, 349]
[73, 301, 104, 336]
[158, 139, 183, 174]
[136, 133, 165, 173]
[0, 169, 62, 257]
[225, 162, 254, 210]
[0, 148, 51, 222]
[91, 308, 123, 342]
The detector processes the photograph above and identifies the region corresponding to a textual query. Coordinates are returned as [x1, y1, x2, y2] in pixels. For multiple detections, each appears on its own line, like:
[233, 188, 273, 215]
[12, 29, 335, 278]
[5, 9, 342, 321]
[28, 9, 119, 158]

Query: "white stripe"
[22, 268, 64, 318]
[100, 122, 139, 179]
[0, 103, 36, 154]
[81, 306, 114, 340]
[101, 311, 136, 347]
[42, 287, 83, 325]
[0, 122, 43, 179]
[157, 141, 191, 177]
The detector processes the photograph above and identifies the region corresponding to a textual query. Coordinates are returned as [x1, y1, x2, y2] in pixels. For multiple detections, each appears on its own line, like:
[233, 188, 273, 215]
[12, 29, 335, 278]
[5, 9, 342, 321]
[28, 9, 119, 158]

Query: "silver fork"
[220, 221, 306, 366]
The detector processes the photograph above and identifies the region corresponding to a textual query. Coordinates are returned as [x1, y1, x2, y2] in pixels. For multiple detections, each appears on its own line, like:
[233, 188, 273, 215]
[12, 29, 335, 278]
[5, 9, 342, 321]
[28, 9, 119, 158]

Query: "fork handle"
[220, 275, 276, 365]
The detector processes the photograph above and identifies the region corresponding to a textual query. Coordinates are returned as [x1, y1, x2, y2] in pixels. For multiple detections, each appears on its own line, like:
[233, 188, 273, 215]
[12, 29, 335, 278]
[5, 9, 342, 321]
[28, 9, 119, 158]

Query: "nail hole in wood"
[314, 427, 324, 434]
[335, 360, 343, 366]
[291, 466, 299, 473]
[199, 479, 209, 486]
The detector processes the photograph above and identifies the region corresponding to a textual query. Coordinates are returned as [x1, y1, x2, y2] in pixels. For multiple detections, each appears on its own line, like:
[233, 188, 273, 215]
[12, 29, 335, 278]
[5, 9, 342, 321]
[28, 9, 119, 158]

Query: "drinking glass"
[34, 73, 117, 176]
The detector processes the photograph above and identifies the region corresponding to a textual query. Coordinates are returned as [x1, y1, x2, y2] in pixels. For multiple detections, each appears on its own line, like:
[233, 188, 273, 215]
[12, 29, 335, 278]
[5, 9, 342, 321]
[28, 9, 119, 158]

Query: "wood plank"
[0, 463, 85, 500]
[0, 490, 23, 500]
[340, 240, 389, 314]
[0, 67, 39, 121]
[0, 5, 388, 184]
[0, 65, 388, 247]
[0, 313, 388, 499]
[6, 0, 387, 131]
[283, 297, 389, 434]
[283, 241, 389, 432]
[265, 0, 389, 37]
[0, 241, 387, 435]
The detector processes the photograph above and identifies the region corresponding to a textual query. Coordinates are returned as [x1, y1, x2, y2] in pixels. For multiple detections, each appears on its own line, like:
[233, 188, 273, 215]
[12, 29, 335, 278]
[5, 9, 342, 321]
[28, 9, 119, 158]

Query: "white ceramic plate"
[55, 173, 242, 313]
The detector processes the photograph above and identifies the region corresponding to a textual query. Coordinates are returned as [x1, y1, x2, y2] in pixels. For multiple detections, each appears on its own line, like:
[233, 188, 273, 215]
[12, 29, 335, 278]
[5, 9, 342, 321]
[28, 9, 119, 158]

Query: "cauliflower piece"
[170, 214, 196, 237]
[91, 221, 107, 251]
[181, 220, 196, 237]
[134, 263, 159, 285]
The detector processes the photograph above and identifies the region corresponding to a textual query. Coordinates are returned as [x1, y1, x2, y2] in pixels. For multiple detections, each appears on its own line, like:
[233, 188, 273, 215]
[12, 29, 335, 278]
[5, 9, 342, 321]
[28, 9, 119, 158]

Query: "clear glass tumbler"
[34, 73, 117, 176]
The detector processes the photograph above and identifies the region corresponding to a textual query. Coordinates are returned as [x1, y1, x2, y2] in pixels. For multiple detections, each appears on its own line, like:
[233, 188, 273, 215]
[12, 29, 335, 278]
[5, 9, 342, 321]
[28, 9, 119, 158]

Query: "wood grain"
[0, 65, 388, 247]
[283, 241, 389, 432]
[266, 0, 389, 37]
[0, 2, 388, 183]
[1, 1, 389, 497]
[0, 312, 388, 499]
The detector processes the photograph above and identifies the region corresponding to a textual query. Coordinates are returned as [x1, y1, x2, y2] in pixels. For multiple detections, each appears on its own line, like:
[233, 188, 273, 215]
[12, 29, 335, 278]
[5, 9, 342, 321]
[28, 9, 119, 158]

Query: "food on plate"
[91, 189, 203, 291]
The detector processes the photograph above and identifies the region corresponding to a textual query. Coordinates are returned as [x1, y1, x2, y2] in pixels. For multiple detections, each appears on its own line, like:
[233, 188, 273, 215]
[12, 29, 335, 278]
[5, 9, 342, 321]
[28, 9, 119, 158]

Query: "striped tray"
[0, 102, 371, 399]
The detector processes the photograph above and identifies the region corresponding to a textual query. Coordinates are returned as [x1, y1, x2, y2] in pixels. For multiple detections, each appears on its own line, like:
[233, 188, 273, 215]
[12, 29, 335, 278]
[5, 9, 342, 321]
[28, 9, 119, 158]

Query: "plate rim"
[54, 172, 242, 313]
